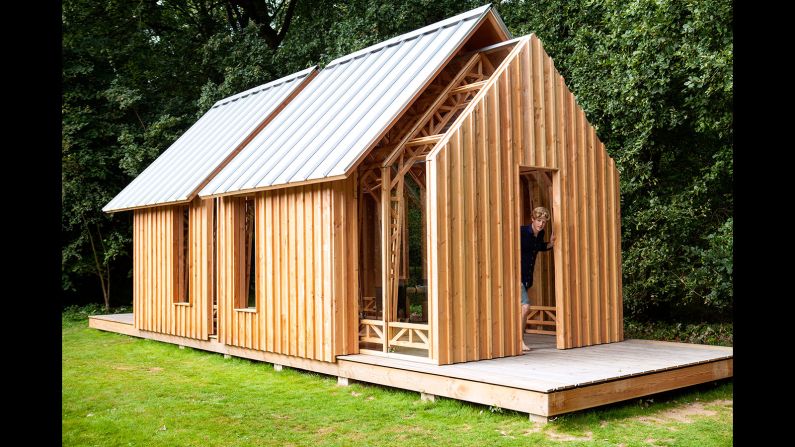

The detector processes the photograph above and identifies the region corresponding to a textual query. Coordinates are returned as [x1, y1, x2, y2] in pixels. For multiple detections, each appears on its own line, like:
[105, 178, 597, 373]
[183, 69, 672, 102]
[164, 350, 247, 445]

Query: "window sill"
[234, 308, 257, 313]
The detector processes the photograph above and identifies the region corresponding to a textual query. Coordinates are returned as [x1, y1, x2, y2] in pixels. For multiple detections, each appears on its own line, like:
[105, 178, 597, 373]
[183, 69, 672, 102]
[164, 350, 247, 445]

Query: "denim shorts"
[520, 282, 530, 305]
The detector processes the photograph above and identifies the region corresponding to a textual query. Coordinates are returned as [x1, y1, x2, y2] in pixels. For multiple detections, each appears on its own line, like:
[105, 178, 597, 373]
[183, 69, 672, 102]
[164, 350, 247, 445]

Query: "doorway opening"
[519, 168, 557, 337]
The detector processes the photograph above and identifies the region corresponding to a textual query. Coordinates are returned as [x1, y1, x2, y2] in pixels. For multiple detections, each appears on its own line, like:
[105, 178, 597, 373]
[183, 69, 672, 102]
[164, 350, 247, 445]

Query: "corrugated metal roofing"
[199, 5, 494, 197]
[103, 67, 316, 212]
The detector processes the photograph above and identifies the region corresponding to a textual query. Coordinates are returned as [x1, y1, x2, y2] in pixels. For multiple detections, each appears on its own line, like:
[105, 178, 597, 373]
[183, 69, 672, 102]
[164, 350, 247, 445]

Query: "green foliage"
[64, 0, 733, 322]
[62, 0, 217, 305]
[624, 319, 732, 346]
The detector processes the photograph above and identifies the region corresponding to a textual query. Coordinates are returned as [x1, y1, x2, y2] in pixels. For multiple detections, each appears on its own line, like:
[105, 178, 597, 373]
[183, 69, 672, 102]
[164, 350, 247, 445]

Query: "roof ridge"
[212, 66, 316, 108]
[324, 4, 491, 69]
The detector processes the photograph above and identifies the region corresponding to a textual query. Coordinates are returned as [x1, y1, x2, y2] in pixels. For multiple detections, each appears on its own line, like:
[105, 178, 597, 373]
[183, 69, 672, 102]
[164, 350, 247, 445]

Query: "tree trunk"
[84, 218, 110, 311]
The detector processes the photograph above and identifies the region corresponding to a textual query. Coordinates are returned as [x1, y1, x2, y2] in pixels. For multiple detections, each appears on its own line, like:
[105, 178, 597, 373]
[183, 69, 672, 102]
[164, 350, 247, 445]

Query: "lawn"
[62, 314, 732, 446]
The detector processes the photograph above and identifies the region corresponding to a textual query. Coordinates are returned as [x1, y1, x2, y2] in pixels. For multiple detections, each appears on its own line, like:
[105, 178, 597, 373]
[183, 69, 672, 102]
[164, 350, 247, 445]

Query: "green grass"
[63, 313, 732, 446]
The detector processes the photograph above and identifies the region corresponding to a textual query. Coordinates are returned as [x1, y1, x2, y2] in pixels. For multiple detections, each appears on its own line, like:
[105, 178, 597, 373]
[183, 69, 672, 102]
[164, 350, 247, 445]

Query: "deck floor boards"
[338, 333, 732, 392]
[88, 314, 732, 418]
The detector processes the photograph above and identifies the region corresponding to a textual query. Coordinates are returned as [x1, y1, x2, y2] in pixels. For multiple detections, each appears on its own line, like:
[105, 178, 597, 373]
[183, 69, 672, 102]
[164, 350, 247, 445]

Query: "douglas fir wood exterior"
[215, 179, 358, 361]
[98, 6, 732, 421]
[426, 36, 623, 363]
[109, 6, 622, 369]
[132, 197, 214, 339]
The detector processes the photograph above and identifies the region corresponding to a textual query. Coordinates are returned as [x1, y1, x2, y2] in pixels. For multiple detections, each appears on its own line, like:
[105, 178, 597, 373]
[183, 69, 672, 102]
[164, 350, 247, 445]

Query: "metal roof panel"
[103, 67, 315, 212]
[199, 5, 491, 197]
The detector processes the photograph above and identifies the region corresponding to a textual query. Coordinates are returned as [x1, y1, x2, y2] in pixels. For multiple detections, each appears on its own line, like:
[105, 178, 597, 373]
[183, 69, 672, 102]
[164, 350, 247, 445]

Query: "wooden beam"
[343, 14, 501, 178]
[406, 134, 443, 147]
[382, 53, 483, 167]
[426, 37, 531, 160]
[200, 174, 347, 200]
[335, 361, 549, 416]
[380, 167, 391, 353]
[547, 360, 733, 416]
[449, 80, 488, 95]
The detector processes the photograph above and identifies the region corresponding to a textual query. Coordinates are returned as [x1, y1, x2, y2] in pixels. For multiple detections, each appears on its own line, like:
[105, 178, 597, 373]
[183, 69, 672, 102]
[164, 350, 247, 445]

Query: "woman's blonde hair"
[532, 206, 550, 221]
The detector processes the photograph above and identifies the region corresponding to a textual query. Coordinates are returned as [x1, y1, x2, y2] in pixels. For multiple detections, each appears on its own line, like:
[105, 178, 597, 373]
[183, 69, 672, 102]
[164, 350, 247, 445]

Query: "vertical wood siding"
[133, 198, 213, 339]
[216, 178, 358, 362]
[428, 35, 622, 363]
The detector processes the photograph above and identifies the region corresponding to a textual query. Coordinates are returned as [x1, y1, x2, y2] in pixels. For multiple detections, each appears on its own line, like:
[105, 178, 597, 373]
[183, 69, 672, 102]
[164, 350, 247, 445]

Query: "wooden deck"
[88, 314, 732, 422]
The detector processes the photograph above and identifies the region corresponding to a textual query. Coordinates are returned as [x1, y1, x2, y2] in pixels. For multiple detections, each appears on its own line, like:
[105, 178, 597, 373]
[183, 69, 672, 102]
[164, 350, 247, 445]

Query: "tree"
[224, 0, 298, 47]
[62, 0, 224, 308]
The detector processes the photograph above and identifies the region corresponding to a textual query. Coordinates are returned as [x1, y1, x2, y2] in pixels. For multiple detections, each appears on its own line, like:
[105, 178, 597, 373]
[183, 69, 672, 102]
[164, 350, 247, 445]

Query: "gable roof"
[103, 67, 316, 213]
[199, 4, 506, 197]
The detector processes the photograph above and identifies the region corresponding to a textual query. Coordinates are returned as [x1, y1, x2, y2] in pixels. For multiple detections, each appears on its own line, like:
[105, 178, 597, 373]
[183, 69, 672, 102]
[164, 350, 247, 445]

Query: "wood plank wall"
[216, 178, 358, 362]
[133, 197, 213, 339]
[428, 35, 622, 364]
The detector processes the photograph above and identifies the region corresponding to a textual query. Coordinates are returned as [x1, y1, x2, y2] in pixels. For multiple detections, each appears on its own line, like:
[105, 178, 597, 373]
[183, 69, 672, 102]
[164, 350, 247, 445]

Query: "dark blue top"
[520, 225, 551, 287]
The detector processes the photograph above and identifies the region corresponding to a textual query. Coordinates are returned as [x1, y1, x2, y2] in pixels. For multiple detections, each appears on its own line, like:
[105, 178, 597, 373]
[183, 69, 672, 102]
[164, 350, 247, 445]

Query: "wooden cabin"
[98, 6, 732, 422]
[104, 5, 623, 367]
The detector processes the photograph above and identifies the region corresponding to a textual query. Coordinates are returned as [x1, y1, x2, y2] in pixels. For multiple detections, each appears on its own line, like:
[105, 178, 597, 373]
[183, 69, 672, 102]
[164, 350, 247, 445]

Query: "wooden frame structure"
[101, 6, 732, 418]
[119, 9, 621, 365]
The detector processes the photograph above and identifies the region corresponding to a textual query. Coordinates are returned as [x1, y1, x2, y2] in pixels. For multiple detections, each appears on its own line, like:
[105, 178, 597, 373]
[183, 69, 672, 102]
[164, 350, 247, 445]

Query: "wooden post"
[391, 178, 404, 321]
[421, 186, 427, 287]
[380, 167, 391, 352]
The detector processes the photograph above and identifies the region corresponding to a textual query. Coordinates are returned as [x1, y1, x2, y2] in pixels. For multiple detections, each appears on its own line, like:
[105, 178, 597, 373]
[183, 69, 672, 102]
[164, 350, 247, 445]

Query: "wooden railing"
[359, 319, 385, 346]
[525, 305, 557, 335]
[388, 321, 430, 350]
[360, 296, 377, 317]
